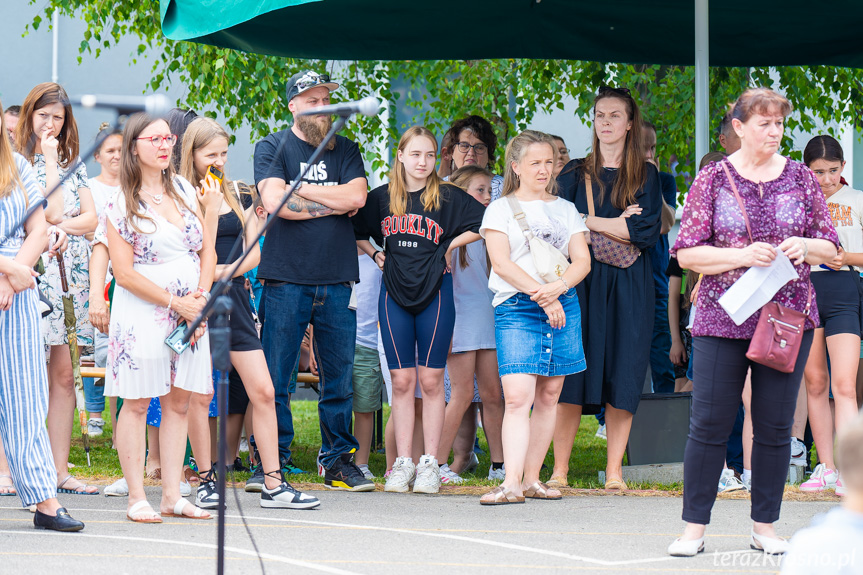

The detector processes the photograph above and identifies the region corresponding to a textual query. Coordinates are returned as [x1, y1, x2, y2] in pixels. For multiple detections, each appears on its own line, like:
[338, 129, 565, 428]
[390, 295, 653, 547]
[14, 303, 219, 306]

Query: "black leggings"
[682, 332, 813, 525]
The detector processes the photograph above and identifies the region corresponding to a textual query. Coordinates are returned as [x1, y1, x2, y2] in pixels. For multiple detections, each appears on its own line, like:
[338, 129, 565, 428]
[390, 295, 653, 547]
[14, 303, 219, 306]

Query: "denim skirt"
[494, 288, 586, 377]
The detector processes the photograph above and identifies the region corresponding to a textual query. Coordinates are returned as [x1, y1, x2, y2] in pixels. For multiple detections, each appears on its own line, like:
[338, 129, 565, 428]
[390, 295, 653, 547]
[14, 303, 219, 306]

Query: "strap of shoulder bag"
[585, 174, 595, 217]
[721, 160, 754, 244]
[506, 194, 534, 241]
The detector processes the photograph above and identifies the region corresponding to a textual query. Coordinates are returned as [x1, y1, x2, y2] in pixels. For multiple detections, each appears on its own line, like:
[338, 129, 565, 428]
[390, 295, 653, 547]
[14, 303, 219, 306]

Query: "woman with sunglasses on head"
[799, 135, 862, 496]
[552, 85, 663, 491]
[105, 112, 217, 523]
[353, 126, 486, 495]
[181, 117, 319, 509]
[16, 82, 99, 496]
[0, 97, 83, 531]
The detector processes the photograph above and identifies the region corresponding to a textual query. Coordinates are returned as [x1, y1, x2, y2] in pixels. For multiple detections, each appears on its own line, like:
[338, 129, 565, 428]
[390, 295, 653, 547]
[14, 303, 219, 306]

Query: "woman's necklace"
[141, 187, 164, 205]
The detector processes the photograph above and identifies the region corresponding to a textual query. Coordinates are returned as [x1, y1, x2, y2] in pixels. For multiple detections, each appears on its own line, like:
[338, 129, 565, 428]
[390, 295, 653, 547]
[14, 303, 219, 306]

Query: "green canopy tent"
[159, 0, 863, 165]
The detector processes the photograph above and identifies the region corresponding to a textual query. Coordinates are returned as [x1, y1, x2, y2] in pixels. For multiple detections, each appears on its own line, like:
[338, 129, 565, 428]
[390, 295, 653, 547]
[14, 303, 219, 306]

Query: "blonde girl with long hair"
[353, 126, 487, 494]
[181, 117, 320, 510]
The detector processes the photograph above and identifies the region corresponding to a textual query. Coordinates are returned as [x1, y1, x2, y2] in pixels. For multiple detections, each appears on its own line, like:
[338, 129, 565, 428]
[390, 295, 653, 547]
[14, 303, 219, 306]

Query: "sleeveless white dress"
[103, 178, 212, 399]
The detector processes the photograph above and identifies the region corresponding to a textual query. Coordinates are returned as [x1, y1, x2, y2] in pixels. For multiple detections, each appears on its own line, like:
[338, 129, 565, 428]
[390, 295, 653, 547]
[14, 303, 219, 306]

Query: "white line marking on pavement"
[0, 529, 364, 575]
[222, 513, 679, 567]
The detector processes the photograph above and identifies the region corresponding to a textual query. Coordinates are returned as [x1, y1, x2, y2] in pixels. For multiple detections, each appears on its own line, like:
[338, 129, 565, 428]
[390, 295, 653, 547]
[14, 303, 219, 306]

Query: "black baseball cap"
[286, 70, 340, 102]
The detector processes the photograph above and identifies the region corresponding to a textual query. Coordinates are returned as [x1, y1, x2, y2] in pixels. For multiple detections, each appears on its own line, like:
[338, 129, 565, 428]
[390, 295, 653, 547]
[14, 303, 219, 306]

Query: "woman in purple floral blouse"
[667, 88, 840, 557]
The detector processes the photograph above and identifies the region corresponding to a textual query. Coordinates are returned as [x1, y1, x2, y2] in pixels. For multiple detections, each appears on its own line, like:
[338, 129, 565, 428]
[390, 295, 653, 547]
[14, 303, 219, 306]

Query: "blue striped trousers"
[0, 287, 58, 506]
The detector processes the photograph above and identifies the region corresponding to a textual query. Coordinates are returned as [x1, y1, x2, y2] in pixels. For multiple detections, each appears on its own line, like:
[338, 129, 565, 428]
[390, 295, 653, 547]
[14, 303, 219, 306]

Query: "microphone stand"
[183, 114, 350, 575]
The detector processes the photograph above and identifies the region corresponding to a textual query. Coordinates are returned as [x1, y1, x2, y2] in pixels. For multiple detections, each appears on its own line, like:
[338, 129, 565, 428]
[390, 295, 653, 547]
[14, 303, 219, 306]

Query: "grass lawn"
[68, 400, 655, 489]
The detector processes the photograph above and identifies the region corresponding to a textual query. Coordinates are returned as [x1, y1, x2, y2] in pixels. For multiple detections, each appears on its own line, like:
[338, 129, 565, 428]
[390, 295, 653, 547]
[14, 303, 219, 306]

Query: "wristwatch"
[198, 288, 211, 301]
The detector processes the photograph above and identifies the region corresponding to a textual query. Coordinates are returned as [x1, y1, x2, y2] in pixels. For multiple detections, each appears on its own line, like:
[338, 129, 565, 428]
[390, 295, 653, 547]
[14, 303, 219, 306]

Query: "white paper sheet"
[718, 251, 799, 326]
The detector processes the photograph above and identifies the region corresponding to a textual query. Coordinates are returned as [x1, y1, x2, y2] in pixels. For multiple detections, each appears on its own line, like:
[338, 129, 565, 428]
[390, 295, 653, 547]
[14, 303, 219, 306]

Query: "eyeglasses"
[599, 85, 632, 97]
[137, 134, 178, 147]
[456, 141, 488, 154]
[558, 148, 570, 154]
[296, 72, 331, 92]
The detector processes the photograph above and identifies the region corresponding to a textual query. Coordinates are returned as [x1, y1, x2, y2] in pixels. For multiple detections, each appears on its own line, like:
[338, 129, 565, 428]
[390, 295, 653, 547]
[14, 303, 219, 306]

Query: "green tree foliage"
[27, 2, 863, 200]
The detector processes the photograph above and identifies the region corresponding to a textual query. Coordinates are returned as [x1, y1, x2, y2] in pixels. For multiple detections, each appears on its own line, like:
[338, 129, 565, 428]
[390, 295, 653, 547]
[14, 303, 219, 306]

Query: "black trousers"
[682, 332, 813, 525]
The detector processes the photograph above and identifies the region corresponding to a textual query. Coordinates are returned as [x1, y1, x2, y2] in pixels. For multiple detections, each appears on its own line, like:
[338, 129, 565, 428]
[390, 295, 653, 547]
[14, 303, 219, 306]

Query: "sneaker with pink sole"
[835, 476, 846, 496]
[800, 463, 838, 492]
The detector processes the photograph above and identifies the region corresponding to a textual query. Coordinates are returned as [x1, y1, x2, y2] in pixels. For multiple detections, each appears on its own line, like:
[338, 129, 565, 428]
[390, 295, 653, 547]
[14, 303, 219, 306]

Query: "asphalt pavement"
[0, 486, 839, 575]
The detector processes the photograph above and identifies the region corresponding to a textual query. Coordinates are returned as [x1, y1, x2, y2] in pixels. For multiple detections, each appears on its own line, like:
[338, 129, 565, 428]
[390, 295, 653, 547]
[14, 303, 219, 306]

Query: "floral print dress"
[103, 177, 212, 399]
[32, 154, 93, 348]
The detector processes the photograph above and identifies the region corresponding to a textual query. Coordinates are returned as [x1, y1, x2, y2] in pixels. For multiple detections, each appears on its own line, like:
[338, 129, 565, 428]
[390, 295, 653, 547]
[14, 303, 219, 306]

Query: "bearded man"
[253, 70, 372, 492]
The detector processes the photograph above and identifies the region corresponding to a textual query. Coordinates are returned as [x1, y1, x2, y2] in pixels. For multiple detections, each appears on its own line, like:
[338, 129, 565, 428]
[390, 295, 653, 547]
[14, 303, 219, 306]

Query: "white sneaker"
[835, 476, 846, 497]
[384, 457, 416, 493]
[789, 437, 807, 467]
[357, 464, 374, 481]
[439, 464, 464, 484]
[718, 468, 745, 493]
[87, 417, 105, 437]
[595, 424, 607, 440]
[104, 477, 128, 497]
[413, 455, 441, 494]
[800, 463, 838, 492]
[487, 465, 506, 482]
[180, 480, 192, 497]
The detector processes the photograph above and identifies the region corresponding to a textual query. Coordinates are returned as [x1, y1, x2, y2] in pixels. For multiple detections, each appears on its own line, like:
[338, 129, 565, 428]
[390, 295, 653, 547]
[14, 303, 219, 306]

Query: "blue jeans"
[650, 290, 676, 393]
[84, 331, 109, 413]
[261, 281, 358, 469]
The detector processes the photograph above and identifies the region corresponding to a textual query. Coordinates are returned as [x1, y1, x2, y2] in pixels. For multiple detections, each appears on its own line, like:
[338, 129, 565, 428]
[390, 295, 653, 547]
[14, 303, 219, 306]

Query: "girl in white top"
[800, 135, 863, 495]
[438, 166, 505, 483]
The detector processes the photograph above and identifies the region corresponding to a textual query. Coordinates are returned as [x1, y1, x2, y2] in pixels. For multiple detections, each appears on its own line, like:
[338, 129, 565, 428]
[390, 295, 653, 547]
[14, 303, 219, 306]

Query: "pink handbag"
[585, 176, 640, 268]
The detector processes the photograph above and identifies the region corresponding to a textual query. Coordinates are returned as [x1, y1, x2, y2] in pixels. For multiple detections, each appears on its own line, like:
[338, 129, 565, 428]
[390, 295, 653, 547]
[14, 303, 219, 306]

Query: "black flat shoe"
[33, 507, 84, 532]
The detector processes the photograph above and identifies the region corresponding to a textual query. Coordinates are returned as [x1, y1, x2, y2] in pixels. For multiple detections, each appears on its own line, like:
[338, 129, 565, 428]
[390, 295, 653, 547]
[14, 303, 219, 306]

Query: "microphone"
[73, 94, 173, 117]
[296, 97, 381, 117]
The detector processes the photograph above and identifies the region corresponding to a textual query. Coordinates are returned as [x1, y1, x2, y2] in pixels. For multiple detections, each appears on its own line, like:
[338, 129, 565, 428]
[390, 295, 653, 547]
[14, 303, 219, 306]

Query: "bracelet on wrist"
[167, 292, 174, 311]
[802, 239, 809, 258]
[372, 250, 382, 262]
[559, 277, 569, 290]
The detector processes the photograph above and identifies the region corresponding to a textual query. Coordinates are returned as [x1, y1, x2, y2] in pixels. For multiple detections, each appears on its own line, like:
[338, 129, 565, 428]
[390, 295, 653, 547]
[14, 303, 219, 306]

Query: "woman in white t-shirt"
[478, 130, 591, 504]
[800, 135, 862, 495]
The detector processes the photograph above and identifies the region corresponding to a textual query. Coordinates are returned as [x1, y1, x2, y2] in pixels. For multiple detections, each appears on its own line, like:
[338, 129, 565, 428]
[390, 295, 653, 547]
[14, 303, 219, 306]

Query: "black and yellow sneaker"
[324, 451, 375, 491]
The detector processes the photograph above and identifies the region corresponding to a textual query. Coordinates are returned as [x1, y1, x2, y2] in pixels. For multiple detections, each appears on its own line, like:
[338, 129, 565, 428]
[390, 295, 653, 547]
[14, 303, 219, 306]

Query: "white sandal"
[126, 499, 162, 523]
[162, 498, 212, 520]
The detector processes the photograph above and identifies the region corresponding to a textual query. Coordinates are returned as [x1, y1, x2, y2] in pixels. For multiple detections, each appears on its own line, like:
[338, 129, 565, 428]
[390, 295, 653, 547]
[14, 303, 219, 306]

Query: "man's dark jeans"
[261, 281, 358, 469]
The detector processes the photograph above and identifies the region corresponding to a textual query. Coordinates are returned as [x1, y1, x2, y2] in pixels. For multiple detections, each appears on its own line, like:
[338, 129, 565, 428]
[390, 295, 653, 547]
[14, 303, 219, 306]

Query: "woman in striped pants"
[0, 102, 83, 532]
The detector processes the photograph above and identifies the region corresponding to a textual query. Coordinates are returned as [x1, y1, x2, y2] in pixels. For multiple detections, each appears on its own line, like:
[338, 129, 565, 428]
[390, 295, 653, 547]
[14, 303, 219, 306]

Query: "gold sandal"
[604, 478, 628, 491]
[480, 485, 525, 505]
[546, 476, 568, 489]
[523, 481, 562, 500]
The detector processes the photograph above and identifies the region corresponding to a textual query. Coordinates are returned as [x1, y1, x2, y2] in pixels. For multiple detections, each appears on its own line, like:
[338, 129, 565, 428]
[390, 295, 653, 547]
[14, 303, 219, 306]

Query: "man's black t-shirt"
[353, 183, 486, 314]
[253, 129, 366, 284]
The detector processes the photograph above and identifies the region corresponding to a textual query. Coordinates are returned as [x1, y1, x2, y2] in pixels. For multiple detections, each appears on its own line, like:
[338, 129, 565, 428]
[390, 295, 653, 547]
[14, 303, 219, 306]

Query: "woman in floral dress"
[104, 112, 216, 522]
[16, 83, 98, 495]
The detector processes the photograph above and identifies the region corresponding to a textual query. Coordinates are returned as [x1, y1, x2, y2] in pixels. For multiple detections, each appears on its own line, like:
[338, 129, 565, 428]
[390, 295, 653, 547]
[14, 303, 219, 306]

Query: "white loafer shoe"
[750, 529, 789, 555]
[668, 537, 705, 557]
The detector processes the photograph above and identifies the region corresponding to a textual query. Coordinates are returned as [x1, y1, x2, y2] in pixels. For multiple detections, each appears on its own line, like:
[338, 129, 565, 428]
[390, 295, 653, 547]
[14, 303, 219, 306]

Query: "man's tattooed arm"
[285, 195, 335, 217]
